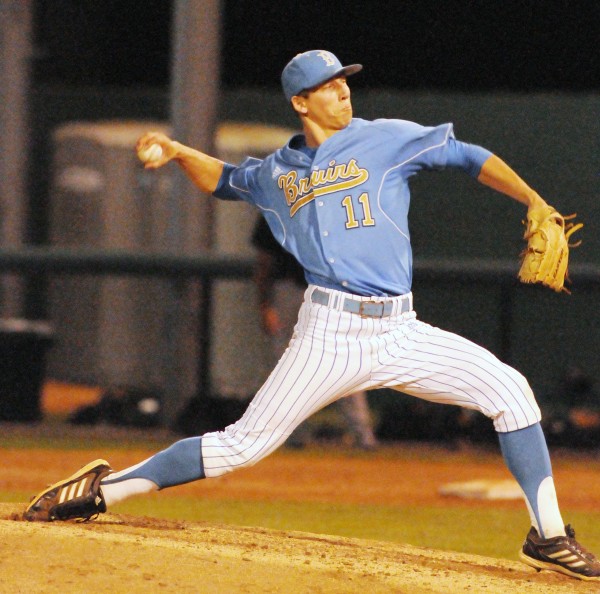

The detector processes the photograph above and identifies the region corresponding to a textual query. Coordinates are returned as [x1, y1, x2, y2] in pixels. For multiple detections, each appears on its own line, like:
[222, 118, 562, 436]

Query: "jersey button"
[318, 201, 324, 206]
[328, 257, 335, 263]
[342, 281, 349, 287]
[323, 231, 329, 237]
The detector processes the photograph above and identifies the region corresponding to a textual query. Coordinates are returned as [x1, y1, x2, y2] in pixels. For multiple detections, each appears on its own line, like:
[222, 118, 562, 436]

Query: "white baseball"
[137, 143, 163, 163]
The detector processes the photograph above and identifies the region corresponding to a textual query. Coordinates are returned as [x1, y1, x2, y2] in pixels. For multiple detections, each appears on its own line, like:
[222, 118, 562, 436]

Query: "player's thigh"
[239, 308, 359, 435]
[376, 319, 540, 431]
[201, 336, 340, 476]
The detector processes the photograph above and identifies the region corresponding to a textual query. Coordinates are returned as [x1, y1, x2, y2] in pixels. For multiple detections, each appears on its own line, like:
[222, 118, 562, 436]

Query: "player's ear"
[291, 95, 308, 115]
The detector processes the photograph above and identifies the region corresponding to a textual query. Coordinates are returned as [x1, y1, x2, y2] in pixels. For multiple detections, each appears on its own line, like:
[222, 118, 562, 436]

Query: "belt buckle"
[358, 300, 383, 318]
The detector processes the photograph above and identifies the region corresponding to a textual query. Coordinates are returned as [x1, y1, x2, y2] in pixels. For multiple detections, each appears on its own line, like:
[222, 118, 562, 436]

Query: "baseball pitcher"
[25, 50, 596, 582]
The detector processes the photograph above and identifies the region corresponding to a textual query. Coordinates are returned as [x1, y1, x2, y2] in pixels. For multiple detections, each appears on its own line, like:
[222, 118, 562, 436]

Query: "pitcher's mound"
[2, 503, 593, 593]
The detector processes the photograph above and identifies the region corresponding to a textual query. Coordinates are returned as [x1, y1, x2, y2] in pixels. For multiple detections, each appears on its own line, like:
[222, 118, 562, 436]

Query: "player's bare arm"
[136, 131, 225, 194]
[477, 154, 547, 210]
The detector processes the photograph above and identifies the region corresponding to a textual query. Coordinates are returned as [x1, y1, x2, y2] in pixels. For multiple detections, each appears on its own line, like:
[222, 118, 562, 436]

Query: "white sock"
[526, 476, 566, 538]
[100, 478, 158, 507]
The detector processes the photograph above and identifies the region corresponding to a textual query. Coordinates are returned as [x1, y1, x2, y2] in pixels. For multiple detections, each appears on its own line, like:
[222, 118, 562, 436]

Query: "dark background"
[32, 0, 599, 91]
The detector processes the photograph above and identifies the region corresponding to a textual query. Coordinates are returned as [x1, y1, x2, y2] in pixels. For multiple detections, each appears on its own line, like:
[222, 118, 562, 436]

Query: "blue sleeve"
[213, 163, 239, 200]
[445, 138, 492, 178]
[212, 156, 264, 202]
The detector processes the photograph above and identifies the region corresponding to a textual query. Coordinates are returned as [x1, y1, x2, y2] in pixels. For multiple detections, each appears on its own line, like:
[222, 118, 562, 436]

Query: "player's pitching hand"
[136, 132, 175, 169]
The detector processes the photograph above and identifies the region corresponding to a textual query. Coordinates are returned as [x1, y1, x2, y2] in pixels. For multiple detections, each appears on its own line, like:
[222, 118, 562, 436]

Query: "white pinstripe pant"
[201, 285, 541, 478]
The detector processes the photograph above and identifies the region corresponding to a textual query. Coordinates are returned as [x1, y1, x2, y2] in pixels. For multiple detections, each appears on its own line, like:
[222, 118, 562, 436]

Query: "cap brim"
[339, 64, 363, 78]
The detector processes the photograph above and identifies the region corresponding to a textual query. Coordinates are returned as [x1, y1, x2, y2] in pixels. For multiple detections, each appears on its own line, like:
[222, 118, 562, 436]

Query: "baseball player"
[252, 215, 378, 449]
[25, 50, 599, 581]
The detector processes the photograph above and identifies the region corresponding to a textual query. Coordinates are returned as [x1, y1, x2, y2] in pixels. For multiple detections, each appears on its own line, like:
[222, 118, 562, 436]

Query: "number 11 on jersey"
[342, 193, 376, 229]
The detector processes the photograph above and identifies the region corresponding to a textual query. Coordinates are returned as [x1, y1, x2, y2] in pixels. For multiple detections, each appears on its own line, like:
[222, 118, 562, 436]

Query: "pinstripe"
[202, 308, 321, 467]
[375, 345, 500, 416]
[203, 300, 370, 474]
[202, 300, 328, 467]
[373, 320, 539, 431]
[201, 286, 540, 477]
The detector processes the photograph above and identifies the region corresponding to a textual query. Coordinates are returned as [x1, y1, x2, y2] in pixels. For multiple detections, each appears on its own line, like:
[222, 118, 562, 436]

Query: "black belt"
[310, 288, 410, 318]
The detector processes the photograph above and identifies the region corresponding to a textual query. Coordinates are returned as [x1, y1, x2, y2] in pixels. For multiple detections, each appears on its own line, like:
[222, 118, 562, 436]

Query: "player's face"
[301, 76, 353, 132]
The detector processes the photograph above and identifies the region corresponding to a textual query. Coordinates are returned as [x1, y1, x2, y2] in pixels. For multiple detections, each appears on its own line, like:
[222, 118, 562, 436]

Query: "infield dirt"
[3, 502, 600, 593]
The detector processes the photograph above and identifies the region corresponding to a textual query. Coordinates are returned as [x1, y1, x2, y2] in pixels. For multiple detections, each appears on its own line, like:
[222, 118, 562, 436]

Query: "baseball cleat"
[23, 459, 112, 522]
[519, 524, 600, 581]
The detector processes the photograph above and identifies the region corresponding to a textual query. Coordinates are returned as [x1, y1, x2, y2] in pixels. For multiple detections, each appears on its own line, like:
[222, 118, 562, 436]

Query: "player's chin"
[338, 109, 353, 127]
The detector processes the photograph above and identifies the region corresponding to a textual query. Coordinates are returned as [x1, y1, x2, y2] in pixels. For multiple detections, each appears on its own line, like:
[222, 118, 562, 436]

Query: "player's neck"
[302, 119, 345, 148]
[302, 125, 327, 148]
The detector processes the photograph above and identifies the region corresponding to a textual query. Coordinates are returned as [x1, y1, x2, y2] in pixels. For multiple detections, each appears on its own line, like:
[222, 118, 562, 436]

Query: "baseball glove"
[518, 205, 583, 293]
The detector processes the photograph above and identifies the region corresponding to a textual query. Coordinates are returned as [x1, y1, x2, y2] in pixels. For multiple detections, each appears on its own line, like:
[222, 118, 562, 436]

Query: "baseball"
[137, 143, 163, 163]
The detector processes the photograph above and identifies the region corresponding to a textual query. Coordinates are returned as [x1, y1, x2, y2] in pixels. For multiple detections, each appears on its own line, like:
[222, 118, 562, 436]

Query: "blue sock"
[103, 437, 205, 489]
[497, 423, 552, 532]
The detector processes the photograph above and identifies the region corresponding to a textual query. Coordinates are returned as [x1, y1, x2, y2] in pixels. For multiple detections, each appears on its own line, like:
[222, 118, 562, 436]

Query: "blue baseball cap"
[281, 50, 362, 101]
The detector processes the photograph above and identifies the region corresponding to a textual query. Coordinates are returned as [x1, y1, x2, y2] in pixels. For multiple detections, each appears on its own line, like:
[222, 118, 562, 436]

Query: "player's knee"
[215, 423, 288, 470]
[497, 382, 541, 431]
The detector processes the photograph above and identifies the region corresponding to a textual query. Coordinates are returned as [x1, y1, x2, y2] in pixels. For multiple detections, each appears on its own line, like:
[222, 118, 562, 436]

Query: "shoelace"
[565, 524, 577, 539]
[564, 524, 599, 563]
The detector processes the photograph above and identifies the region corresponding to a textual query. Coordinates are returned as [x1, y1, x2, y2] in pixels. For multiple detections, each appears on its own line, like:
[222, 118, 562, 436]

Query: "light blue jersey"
[215, 118, 490, 296]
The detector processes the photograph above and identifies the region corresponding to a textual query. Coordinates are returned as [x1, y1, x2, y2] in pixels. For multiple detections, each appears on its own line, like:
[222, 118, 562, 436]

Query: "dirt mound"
[1, 504, 596, 593]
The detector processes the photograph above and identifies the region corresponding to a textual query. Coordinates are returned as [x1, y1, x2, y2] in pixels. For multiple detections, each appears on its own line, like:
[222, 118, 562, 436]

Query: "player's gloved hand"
[518, 204, 583, 293]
